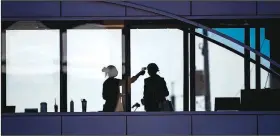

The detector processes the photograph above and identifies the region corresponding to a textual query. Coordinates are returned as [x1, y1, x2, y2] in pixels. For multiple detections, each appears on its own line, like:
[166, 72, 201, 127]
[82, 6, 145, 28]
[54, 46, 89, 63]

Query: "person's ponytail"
[102, 67, 109, 77]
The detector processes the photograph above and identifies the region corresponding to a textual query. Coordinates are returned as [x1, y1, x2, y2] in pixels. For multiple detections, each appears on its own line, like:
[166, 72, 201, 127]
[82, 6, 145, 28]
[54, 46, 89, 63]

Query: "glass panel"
[199, 28, 272, 71]
[261, 68, 270, 88]
[194, 29, 205, 111]
[131, 29, 183, 111]
[260, 28, 270, 88]
[250, 62, 256, 89]
[260, 28, 270, 68]
[208, 38, 245, 111]
[6, 30, 60, 113]
[212, 28, 245, 54]
[196, 28, 245, 111]
[250, 28, 270, 89]
[249, 28, 257, 89]
[249, 63, 270, 89]
[67, 29, 122, 112]
[195, 28, 272, 111]
[250, 28, 256, 60]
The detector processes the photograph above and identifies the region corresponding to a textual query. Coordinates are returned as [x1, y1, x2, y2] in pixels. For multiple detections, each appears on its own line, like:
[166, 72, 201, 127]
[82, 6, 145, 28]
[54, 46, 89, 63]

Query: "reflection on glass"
[131, 29, 183, 111]
[6, 30, 60, 112]
[67, 29, 122, 112]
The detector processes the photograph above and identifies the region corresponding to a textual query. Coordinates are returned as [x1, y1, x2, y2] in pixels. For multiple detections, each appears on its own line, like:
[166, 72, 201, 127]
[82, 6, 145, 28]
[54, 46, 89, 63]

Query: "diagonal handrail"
[103, 1, 280, 71]
[191, 30, 280, 78]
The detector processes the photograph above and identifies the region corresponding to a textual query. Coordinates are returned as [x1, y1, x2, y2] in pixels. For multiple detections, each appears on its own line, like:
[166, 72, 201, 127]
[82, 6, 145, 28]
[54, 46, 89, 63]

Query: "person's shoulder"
[157, 76, 166, 82]
[103, 78, 110, 83]
[155, 75, 164, 80]
[144, 77, 151, 83]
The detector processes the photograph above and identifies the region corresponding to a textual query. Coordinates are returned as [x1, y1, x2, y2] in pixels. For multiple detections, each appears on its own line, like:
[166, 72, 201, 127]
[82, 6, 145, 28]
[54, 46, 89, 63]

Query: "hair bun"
[102, 67, 108, 72]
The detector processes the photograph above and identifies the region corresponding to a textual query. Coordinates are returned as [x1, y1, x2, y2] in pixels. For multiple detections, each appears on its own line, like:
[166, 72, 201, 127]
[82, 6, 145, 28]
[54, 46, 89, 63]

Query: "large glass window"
[67, 29, 122, 112]
[131, 29, 183, 111]
[195, 28, 271, 111]
[6, 30, 60, 112]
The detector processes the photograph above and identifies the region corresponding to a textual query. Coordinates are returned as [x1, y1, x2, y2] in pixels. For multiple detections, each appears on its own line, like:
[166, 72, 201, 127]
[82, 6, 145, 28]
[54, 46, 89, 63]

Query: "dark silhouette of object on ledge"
[102, 65, 145, 112]
[142, 63, 171, 112]
[132, 102, 141, 111]
[241, 89, 280, 111]
[25, 108, 38, 113]
[215, 97, 240, 111]
[40, 102, 47, 113]
[54, 99, 58, 112]
[132, 102, 140, 109]
[81, 99, 87, 112]
[70, 100, 74, 112]
[3, 106, 15, 113]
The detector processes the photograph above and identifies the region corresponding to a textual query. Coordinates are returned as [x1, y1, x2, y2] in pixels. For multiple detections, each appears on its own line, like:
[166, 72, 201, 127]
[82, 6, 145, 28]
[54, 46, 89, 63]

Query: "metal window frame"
[1, 31, 7, 113]
[1, 20, 267, 113]
[244, 27, 251, 90]
[183, 28, 189, 111]
[60, 29, 67, 112]
[256, 27, 261, 90]
[189, 27, 196, 111]
[122, 23, 131, 112]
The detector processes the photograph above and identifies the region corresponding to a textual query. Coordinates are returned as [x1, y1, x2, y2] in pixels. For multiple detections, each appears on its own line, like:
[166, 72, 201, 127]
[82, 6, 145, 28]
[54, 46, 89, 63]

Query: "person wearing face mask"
[102, 65, 145, 112]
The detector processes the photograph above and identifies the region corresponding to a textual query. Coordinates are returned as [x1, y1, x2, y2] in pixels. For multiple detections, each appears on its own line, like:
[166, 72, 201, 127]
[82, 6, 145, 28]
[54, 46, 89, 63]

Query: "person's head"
[147, 63, 159, 76]
[102, 65, 118, 78]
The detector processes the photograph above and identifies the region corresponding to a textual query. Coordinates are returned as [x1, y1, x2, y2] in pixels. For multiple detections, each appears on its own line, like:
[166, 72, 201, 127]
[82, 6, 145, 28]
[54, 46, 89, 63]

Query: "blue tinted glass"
[215, 28, 245, 43]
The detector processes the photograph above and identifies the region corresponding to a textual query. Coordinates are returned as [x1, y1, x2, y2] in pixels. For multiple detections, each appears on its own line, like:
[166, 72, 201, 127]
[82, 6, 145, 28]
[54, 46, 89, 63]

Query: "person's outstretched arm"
[118, 70, 145, 86]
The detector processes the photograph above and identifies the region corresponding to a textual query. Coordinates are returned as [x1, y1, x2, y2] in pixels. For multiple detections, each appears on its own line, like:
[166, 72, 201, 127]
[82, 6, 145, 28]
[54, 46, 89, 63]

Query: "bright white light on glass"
[67, 29, 122, 112]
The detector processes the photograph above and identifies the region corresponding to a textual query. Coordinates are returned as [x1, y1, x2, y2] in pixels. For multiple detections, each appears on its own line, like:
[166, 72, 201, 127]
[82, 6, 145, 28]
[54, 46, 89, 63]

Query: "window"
[6, 30, 60, 112]
[131, 29, 184, 111]
[195, 28, 271, 111]
[67, 29, 122, 112]
[195, 28, 245, 111]
[194, 29, 206, 111]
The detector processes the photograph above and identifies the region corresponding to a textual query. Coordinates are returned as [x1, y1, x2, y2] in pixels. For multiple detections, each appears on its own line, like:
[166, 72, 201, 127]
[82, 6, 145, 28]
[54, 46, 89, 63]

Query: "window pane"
[131, 29, 183, 111]
[194, 29, 205, 111]
[250, 28, 270, 89]
[67, 29, 122, 112]
[195, 28, 245, 111]
[208, 39, 244, 111]
[6, 30, 60, 113]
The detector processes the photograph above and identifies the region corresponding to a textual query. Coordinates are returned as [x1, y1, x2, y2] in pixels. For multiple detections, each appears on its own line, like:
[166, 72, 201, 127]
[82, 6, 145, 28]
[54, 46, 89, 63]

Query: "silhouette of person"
[102, 65, 145, 112]
[142, 63, 169, 111]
